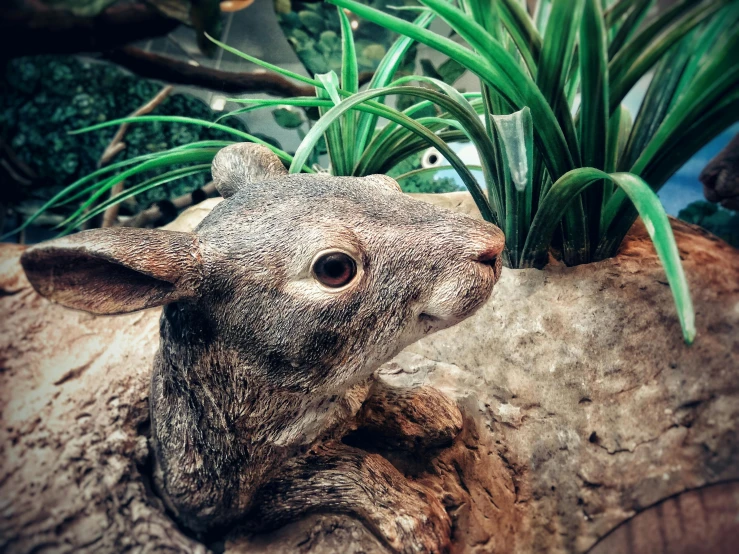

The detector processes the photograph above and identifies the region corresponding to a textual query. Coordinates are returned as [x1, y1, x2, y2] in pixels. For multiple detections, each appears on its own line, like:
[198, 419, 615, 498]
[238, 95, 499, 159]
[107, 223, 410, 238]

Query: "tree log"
[0, 2, 179, 58]
[1, 195, 738, 553]
[102, 47, 374, 97]
[701, 133, 739, 211]
[102, 47, 317, 97]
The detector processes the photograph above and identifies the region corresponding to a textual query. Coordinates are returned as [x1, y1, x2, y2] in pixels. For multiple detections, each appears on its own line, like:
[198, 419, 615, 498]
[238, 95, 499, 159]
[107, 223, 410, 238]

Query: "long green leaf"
[206, 33, 322, 89]
[598, 91, 739, 261]
[316, 71, 350, 175]
[55, 148, 220, 209]
[617, 30, 694, 172]
[630, 33, 739, 179]
[607, 0, 653, 59]
[604, 0, 640, 28]
[61, 165, 211, 232]
[604, 105, 632, 197]
[521, 169, 695, 343]
[338, 8, 358, 95]
[609, 0, 726, 112]
[289, 85, 497, 225]
[420, 0, 578, 168]
[491, 108, 534, 267]
[57, 149, 220, 229]
[329, 0, 575, 186]
[390, 75, 478, 118]
[580, 0, 610, 249]
[494, 0, 542, 77]
[70, 115, 309, 170]
[373, 130, 469, 176]
[0, 143, 233, 240]
[667, 2, 739, 111]
[534, 0, 553, 34]
[536, 0, 584, 163]
[354, 11, 435, 155]
[356, 96, 483, 176]
[535, 0, 588, 264]
[338, 7, 359, 170]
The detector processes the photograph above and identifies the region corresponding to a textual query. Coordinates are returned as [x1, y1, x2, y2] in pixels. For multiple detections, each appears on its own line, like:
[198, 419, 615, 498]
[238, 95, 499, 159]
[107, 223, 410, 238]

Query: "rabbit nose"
[475, 248, 499, 270]
[471, 226, 505, 269]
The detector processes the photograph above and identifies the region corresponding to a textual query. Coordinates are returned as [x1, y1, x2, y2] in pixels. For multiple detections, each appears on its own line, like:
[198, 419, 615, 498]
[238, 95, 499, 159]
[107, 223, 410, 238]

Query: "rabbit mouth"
[416, 254, 502, 329]
[476, 253, 503, 284]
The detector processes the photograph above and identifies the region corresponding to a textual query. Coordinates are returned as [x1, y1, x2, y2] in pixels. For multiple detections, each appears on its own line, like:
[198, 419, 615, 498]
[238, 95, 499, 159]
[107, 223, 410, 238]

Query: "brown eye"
[312, 251, 357, 288]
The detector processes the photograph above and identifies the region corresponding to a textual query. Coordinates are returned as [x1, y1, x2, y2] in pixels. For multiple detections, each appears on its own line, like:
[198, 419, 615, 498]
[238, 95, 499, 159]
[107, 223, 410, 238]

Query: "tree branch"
[99, 85, 175, 228]
[0, 3, 179, 59]
[103, 46, 376, 97]
[103, 46, 318, 97]
[119, 182, 217, 228]
[1, 4, 375, 97]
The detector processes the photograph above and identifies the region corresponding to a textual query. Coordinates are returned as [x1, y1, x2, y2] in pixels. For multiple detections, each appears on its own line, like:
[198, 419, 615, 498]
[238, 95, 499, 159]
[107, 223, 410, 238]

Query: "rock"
[1, 193, 737, 553]
[701, 133, 739, 211]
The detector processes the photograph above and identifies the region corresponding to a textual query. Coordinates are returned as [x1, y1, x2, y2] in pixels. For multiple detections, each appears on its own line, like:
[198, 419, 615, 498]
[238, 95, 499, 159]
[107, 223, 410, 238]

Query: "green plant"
[12, 1, 737, 345]
[678, 201, 739, 248]
[303, 0, 739, 344]
[274, 0, 421, 76]
[0, 55, 252, 219]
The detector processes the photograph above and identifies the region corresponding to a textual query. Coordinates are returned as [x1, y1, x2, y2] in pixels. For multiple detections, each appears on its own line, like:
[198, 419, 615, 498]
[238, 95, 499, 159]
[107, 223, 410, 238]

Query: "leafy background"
[274, 0, 419, 76]
[0, 55, 250, 219]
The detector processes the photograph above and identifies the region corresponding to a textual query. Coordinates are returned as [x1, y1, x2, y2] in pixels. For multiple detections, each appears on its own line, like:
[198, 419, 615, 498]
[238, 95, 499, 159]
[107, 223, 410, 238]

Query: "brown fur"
[19, 143, 504, 553]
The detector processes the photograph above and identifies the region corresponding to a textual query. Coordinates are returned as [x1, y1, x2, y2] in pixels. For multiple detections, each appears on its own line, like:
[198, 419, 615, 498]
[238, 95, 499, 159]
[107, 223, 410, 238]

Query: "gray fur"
[20, 144, 505, 553]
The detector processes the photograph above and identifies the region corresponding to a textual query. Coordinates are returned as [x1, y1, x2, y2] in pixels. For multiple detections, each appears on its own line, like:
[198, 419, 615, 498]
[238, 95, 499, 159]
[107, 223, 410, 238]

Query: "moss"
[677, 201, 739, 248]
[1, 55, 250, 216]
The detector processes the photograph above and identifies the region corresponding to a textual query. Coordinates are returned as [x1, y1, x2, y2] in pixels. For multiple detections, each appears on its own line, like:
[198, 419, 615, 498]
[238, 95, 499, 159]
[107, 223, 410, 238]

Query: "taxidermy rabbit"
[20, 143, 504, 553]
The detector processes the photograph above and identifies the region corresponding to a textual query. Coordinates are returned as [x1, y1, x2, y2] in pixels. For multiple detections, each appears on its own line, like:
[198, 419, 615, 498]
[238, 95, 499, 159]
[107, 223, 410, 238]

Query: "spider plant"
[8, 1, 736, 344]
[299, 0, 738, 345]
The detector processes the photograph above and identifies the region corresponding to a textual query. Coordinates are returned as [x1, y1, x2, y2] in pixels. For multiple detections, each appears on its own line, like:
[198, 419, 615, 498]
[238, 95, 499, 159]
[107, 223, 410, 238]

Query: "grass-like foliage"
[316, 0, 739, 344]
[9, 1, 738, 344]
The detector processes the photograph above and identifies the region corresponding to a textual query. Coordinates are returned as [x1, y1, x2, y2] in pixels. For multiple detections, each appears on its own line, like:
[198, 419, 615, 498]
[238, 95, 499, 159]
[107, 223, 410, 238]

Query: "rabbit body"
[21, 144, 504, 553]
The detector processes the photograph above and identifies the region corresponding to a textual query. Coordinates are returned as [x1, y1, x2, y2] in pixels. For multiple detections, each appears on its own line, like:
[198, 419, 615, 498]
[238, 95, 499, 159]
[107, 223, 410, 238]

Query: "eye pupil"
[313, 252, 357, 288]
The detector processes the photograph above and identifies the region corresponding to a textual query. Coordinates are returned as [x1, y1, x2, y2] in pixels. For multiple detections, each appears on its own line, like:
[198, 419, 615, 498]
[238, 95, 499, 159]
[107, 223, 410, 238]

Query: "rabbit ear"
[20, 228, 203, 315]
[212, 143, 288, 198]
[365, 174, 403, 193]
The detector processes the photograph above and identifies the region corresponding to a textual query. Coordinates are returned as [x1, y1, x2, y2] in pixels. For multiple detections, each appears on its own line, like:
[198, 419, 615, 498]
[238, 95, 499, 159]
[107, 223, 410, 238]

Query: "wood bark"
[0, 2, 179, 59]
[701, 133, 739, 210]
[102, 47, 375, 96]
[0, 3, 341, 98]
[101, 47, 318, 97]
[1, 194, 738, 553]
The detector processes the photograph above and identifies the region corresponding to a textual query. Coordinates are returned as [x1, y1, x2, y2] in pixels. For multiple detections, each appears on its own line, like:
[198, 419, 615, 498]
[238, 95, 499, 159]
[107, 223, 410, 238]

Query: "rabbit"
[20, 143, 505, 553]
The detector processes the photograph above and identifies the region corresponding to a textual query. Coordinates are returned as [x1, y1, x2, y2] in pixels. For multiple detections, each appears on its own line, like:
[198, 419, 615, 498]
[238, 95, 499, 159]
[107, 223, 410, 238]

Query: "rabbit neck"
[152, 302, 366, 456]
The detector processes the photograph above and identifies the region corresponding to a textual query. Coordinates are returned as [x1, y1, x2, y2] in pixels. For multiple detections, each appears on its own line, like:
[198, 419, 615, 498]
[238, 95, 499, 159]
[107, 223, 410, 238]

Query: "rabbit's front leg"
[250, 441, 451, 554]
[354, 380, 463, 450]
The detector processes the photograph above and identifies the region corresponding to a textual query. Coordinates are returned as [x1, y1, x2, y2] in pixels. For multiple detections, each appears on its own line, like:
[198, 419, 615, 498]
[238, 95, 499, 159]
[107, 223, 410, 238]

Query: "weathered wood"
[701, 133, 739, 210]
[1, 195, 738, 553]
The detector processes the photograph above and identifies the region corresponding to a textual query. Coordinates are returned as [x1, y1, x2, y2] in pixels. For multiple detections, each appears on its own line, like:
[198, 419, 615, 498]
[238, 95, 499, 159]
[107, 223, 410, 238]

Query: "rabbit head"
[21, 143, 504, 393]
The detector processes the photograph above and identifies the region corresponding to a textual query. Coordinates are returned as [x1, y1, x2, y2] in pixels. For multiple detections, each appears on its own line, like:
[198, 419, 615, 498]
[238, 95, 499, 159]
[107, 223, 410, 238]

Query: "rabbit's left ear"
[212, 143, 288, 198]
[20, 228, 203, 315]
[364, 174, 403, 193]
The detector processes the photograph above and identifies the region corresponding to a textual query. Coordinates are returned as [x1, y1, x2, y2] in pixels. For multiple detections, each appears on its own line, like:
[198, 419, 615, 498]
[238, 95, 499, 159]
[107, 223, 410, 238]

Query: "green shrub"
[1, 56, 250, 215]
[678, 201, 739, 247]
[15, 1, 739, 344]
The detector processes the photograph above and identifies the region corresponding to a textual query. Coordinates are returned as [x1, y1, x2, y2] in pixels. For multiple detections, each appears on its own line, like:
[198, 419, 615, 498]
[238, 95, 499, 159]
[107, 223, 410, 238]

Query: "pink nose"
[471, 223, 505, 267]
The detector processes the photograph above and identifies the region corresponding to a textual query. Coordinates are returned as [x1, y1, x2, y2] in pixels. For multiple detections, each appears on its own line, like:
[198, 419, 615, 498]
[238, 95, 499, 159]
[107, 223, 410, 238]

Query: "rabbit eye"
[312, 251, 357, 288]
